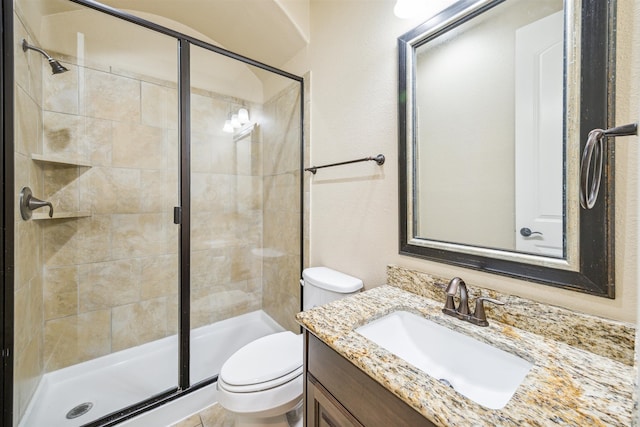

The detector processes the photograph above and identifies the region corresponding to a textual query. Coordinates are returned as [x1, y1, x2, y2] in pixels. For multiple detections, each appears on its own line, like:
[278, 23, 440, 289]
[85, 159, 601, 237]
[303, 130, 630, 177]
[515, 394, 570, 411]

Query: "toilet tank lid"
[302, 267, 363, 293]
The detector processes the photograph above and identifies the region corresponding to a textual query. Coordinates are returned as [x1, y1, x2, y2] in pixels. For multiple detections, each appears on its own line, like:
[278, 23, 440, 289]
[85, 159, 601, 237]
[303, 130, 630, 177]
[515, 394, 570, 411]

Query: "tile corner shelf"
[32, 211, 91, 220]
[31, 153, 92, 168]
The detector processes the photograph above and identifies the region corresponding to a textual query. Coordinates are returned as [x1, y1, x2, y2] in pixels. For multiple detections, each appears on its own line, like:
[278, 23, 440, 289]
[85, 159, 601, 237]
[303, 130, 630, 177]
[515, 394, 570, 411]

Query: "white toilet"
[216, 266, 363, 427]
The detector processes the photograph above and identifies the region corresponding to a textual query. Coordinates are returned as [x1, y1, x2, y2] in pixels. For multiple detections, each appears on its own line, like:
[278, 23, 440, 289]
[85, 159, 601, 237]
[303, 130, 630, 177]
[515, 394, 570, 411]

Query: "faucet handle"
[469, 297, 504, 327]
[442, 277, 465, 317]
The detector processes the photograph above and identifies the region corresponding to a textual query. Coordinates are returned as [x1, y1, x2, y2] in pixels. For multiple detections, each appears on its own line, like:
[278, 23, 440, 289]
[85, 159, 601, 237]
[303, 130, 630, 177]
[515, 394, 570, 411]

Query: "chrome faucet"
[442, 277, 504, 327]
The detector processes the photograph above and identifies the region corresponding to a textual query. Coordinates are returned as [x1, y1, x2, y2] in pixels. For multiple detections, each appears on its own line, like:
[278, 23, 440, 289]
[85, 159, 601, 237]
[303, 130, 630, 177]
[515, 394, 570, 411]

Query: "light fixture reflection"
[223, 107, 253, 133]
[238, 108, 249, 124]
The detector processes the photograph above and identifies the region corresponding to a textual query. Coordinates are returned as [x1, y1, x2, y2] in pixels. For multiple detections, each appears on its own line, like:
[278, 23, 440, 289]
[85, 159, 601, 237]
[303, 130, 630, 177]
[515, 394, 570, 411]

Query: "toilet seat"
[219, 331, 303, 393]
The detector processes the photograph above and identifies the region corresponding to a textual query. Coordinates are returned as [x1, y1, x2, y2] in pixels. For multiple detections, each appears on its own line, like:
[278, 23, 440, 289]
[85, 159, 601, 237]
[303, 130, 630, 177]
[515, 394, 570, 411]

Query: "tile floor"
[170, 403, 232, 427]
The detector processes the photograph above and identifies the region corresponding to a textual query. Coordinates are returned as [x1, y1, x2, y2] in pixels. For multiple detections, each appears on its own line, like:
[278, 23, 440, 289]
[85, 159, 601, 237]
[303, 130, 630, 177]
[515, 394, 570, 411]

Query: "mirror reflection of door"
[515, 11, 564, 257]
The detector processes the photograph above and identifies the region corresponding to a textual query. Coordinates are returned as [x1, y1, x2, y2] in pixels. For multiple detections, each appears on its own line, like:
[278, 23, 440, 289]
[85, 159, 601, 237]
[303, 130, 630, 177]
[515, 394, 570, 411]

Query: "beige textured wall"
[262, 82, 303, 332]
[286, 0, 638, 323]
[13, 10, 45, 426]
[39, 54, 180, 371]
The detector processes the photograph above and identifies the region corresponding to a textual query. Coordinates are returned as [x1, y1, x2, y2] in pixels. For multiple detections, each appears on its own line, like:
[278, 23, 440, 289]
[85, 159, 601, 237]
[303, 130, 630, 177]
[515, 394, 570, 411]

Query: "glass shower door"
[13, 1, 180, 425]
[188, 43, 302, 385]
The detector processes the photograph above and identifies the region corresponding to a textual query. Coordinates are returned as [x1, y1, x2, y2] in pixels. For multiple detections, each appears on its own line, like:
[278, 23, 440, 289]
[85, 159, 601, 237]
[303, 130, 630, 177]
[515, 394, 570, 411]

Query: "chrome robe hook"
[579, 123, 637, 209]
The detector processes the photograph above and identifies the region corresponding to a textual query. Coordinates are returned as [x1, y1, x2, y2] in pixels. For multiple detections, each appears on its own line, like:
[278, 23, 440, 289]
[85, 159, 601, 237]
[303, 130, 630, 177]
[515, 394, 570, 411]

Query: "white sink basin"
[355, 310, 532, 409]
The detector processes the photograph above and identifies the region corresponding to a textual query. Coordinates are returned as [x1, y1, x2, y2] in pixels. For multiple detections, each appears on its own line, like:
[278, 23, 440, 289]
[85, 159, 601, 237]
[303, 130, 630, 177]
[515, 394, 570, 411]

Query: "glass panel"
[13, 1, 179, 425]
[189, 44, 302, 384]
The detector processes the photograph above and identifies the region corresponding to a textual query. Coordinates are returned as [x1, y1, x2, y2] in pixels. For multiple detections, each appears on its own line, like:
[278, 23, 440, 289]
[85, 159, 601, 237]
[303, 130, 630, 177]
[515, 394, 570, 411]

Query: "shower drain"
[66, 402, 93, 419]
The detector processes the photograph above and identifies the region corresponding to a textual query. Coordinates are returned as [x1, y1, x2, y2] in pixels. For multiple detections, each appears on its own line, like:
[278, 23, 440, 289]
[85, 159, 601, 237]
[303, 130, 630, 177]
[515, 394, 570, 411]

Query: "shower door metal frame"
[1, 0, 16, 425]
[1, 0, 306, 425]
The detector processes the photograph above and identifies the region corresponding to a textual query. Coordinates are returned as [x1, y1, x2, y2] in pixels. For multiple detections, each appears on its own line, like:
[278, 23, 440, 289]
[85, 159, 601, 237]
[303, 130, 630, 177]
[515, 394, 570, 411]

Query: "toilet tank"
[302, 267, 363, 311]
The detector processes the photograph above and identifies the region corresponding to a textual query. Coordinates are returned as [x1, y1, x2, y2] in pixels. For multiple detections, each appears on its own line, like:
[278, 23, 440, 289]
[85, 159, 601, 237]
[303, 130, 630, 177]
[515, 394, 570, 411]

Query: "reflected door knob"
[520, 227, 542, 237]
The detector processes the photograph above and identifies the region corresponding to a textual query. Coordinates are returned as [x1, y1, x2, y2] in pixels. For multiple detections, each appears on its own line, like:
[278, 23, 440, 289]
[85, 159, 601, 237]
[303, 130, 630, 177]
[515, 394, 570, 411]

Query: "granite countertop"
[296, 285, 635, 426]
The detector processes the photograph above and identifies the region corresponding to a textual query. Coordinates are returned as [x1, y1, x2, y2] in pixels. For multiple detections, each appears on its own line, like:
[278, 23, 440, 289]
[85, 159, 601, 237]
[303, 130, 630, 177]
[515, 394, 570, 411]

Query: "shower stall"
[2, 0, 304, 426]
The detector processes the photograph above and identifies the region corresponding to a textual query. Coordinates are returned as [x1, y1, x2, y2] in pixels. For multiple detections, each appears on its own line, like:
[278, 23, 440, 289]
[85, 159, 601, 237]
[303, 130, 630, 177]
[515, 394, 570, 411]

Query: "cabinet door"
[307, 376, 364, 427]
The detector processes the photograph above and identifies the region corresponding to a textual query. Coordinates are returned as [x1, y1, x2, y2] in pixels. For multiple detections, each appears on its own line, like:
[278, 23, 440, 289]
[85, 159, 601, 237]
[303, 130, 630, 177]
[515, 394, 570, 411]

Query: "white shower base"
[19, 310, 284, 427]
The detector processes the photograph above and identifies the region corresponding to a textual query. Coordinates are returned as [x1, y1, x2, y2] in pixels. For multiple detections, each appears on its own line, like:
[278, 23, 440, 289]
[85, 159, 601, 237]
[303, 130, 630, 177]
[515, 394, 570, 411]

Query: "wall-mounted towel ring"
[579, 123, 637, 209]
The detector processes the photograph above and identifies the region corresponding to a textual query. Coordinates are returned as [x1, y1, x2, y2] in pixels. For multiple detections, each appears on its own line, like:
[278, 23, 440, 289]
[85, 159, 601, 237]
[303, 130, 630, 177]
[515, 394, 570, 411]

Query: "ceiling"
[95, 0, 309, 67]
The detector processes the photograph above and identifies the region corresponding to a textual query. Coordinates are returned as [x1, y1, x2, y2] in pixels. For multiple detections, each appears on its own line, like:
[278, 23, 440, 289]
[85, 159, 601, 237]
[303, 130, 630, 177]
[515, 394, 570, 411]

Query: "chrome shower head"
[22, 39, 69, 75]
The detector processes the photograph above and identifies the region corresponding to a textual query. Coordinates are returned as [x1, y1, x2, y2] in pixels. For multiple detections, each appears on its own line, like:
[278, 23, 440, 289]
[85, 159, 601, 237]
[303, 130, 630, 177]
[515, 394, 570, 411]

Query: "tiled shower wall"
[13, 10, 45, 425]
[13, 12, 302, 425]
[262, 83, 303, 333]
[38, 55, 180, 373]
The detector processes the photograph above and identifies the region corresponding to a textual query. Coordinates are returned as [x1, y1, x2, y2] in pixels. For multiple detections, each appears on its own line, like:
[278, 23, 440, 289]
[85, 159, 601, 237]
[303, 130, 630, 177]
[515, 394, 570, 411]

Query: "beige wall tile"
[191, 131, 215, 174]
[15, 221, 40, 288]
[96, 167, 141, 214]
[44, 310, 111, 372]
[209, 138, 236, 175]
[42, 216, 112, 267]
[85, 167, 119, 214]
[15, 85, 41, 157]
[42, 220, 79, 267]
[263, 209, 301, 256]
[75, 215, 112, 264]
[263, 254, 300, 331]
[44, 266, 78, 320]
[14, 331, 42, 424]
[83, 68, 140, 122]
[42, 111, 83, 159]
[237, 175, 262, 213]
[230, 246, 261, 283]
[191, 249, 231, 289]
[13, 286, 31, 355]
[111, 213, 169, 258]
[142, 82, 178, 130]
[112, 298, 168, 352]
[43, 63, 78, 115]
[79, 259, 140, 312]
[43, 164, 80, 213]
[189, 211, 239, 252]
[14, 16, 31, 99]
[85, 117, 113, 166]
[263, 172, 299, 213]
[140, 170, 166, 212]
[140, 254, 179, 299]
[190, 92, 227, 136]
[112, 122, 165, 169]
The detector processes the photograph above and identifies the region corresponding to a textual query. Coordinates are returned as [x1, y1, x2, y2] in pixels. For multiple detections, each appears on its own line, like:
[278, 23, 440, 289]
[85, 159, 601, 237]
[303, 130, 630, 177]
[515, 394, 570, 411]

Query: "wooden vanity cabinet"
[304, 331, 436, 427]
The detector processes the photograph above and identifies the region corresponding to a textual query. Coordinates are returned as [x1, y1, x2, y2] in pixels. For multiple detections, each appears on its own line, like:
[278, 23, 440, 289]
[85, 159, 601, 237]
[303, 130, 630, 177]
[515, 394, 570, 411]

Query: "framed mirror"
[398, 0, 616, 297]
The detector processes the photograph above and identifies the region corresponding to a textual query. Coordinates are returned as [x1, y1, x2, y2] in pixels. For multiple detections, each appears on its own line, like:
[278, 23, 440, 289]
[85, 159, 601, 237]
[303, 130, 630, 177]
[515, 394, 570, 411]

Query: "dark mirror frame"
[398, 0, 616, 298]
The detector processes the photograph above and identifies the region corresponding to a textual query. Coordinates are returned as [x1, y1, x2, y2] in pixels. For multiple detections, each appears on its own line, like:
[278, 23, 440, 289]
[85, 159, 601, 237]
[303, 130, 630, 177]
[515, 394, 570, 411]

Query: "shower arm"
[21, 39, 69, 74]
[22, 39, 55, 61]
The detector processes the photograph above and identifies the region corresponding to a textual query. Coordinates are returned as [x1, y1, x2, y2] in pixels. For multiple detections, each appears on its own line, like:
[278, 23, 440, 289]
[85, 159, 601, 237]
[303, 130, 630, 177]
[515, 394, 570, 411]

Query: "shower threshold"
[19, 311, 283, 427]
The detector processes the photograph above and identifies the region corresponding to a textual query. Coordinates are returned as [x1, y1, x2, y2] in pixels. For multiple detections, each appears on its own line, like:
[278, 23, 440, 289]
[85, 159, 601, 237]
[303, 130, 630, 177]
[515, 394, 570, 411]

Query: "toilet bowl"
[217, 267, 363, 427]
[217, 332, 303, 427]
